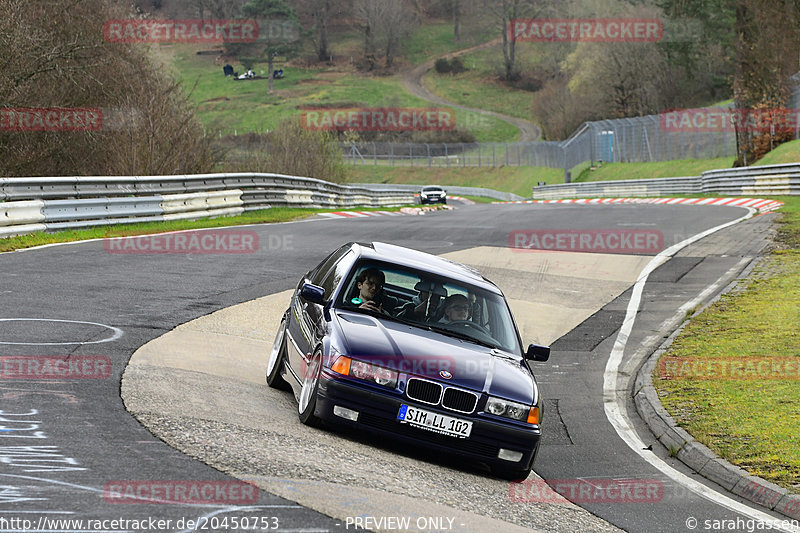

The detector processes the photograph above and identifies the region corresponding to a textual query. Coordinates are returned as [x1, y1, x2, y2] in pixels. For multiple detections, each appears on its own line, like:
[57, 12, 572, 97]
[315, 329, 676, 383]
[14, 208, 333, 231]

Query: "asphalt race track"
[0, 201, 795, 532]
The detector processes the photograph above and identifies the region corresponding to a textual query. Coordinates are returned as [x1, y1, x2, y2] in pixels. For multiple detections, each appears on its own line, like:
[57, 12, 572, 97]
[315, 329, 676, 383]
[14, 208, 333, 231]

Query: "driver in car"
[439, 294, 471, 323]
[355, 268, 400, 315]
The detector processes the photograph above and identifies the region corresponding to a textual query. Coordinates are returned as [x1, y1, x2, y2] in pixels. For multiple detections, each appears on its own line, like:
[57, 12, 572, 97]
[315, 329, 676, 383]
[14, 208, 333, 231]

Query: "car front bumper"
[420, 195, 446, 204]
[316, 373, 541, 470]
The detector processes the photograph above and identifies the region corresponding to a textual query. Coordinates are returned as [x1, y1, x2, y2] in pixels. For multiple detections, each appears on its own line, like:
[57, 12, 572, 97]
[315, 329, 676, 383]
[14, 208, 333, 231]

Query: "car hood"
[333, 310, 535, 404]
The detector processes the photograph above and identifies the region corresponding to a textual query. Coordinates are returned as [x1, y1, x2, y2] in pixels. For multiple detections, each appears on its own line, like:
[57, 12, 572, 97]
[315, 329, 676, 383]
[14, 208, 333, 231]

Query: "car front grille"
[442, 387, 478, 413]
[406, 378, 478, 414]
[406, 378, 442, 405]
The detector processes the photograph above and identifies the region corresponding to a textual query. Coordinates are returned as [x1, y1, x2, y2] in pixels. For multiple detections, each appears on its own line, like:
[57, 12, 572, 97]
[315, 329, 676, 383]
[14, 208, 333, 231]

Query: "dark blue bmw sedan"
[266, 241, 550, 479]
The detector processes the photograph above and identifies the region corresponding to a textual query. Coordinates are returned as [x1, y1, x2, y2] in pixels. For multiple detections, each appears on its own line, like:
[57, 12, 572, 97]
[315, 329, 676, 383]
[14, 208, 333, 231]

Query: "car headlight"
[486, 397, 539, 424]
[331, 356, 398, 388]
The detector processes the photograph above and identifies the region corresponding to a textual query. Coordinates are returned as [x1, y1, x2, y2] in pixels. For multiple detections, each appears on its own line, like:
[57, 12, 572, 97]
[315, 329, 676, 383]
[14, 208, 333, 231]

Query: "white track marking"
[0, 318, 123, 345]
[603, 207, 800, 532]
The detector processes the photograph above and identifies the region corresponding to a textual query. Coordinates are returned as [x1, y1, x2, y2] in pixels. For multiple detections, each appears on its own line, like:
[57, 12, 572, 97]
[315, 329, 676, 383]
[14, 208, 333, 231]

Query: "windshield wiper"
[424, 324, 499, 350]
[341, 306, 417, 327]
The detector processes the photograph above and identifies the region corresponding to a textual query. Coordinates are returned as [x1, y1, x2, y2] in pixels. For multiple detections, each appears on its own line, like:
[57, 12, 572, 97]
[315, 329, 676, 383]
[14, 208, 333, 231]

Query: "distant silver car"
[419, 186, 447, 205]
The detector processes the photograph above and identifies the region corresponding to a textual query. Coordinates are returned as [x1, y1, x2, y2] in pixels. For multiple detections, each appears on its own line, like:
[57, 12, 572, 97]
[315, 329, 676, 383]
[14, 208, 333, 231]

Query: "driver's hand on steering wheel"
[359, 300, 383, 313]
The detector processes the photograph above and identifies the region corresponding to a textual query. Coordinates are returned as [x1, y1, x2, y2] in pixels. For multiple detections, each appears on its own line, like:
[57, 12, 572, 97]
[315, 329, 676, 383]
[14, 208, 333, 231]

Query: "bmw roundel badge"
[440, 370, 452, 379]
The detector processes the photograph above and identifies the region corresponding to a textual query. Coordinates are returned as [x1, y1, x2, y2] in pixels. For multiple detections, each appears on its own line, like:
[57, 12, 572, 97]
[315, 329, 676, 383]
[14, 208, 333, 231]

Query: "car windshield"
[422, 187, 443, 192]
[335, 260, 521, 354]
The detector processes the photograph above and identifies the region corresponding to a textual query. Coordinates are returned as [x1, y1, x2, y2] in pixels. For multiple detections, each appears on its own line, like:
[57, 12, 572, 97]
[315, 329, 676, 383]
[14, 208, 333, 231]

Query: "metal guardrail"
[533, 176, 702, 200]
[532, 163, 800, 200]
[702, 163, 800, 196]
[0, 173, 415, 238]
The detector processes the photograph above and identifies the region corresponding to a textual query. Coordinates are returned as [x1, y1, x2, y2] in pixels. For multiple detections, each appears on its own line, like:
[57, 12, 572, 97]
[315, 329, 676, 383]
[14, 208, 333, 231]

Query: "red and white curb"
[493, 197, 784, 214]
[319, 205, 452, 219]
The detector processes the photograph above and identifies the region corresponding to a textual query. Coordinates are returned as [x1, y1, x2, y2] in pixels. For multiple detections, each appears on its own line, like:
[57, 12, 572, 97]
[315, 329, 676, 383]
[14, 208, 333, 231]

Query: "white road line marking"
[603, 207, 800, 532]
[0, 318, 123, 346]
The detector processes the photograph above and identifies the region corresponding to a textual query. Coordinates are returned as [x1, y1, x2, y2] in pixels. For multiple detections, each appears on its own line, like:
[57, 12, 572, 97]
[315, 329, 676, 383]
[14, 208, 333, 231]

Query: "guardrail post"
[373, 142, 377, 165]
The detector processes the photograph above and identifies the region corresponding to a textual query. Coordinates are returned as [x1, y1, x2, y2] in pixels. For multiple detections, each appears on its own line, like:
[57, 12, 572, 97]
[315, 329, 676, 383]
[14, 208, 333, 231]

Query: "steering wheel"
[447, 320, 491, 336]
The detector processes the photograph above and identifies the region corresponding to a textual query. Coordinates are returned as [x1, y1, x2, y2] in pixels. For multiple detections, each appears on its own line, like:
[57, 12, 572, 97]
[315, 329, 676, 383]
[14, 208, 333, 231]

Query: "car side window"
[310, 244, 350, 286]
[319, 250, 355, 297]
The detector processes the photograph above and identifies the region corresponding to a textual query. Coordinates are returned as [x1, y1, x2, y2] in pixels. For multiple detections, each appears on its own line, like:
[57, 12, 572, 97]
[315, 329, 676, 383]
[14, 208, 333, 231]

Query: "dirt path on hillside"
[401, 38, 541, 142]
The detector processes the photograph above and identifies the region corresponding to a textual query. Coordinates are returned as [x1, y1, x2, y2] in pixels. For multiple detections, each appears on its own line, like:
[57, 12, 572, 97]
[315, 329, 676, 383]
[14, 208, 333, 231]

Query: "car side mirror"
[525, 344, 550, 362]
[299, 282, 325, 305]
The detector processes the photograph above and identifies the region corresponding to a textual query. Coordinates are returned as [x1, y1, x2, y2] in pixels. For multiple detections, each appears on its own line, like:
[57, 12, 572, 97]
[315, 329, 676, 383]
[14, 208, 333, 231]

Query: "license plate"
[397, 404, 472, 438]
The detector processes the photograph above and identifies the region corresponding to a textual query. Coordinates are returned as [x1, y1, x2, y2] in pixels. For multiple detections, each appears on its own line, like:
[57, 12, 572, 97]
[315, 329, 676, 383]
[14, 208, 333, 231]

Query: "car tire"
[266, 315, 291, 390]
[298, 347, 323, 427]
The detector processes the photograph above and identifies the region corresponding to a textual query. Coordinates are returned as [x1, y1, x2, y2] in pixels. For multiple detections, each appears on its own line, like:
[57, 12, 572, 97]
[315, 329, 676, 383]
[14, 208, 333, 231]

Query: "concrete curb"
[632, 258, 800, 521]
[493, 197, 784, 214]
[318, 205, 452, 219]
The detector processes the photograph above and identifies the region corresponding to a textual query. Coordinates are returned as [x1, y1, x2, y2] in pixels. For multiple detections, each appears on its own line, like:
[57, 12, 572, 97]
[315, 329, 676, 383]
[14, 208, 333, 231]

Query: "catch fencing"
[337, 116, 740, 174]
[337, 86, 800, 177]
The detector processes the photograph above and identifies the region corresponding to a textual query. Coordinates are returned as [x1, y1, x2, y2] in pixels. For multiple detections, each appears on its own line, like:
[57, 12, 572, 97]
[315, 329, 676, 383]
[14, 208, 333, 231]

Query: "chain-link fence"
[337, 84, 800, 179]
[338, 141, 566, 168]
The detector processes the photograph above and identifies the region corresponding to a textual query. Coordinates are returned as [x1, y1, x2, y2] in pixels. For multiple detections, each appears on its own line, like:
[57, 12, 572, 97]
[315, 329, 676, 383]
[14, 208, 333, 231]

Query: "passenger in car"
[439, 294, 471, 323]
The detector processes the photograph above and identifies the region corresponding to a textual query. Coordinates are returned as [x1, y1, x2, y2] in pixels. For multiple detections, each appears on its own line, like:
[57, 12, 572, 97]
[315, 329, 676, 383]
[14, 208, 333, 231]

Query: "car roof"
[352, 242, 502, 294]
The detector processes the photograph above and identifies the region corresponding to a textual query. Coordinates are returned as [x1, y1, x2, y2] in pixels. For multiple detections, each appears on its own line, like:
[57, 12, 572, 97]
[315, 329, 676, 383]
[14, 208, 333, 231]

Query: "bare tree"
[480, 0, 538, 81]
[0, 0, 216, 176]
[236, 119, 347, 182]
[564, 41, 671, 119]
[195, 0, 245, 19]
[732, 0, 800, 164]
[354, 0, 419, 69]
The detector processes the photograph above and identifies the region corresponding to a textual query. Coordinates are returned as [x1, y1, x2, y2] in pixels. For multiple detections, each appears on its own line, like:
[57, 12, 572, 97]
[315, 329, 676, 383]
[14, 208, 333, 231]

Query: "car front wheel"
[266, 315, 291, 390]
[298, 348, 323, 427]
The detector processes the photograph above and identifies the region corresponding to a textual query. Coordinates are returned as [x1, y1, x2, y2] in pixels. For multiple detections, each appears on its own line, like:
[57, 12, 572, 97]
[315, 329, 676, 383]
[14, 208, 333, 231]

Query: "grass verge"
[345, 164, 572, 197]
[576, 158, 736, 182]
[421, 45, 541, 123]
[0, 206, 412, 253]
[167, 43, 517, 142]
[755, 138, 800, 166]
[653, 196, 800, 491]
